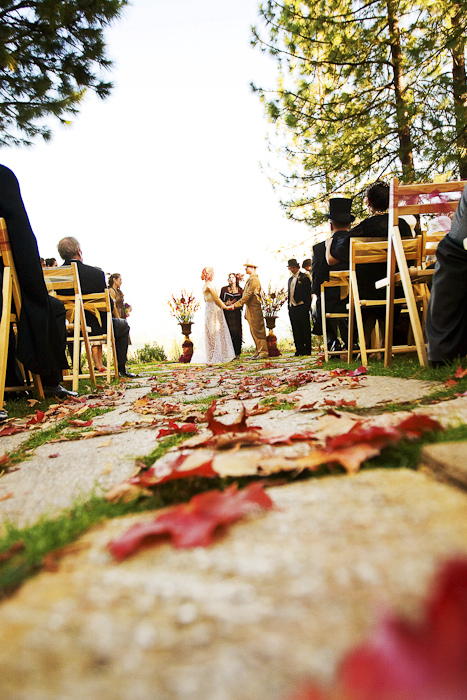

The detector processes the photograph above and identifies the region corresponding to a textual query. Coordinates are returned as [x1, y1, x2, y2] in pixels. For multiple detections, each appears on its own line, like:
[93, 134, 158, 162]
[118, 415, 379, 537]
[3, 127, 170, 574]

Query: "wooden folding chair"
[43, 263, 96, 392]
[349, 236, 424, 366]
[80, 290, 119, 385]
[320, 270, 351, 361]
[0, 218, 44, 408]
[384, 178, 465, 367]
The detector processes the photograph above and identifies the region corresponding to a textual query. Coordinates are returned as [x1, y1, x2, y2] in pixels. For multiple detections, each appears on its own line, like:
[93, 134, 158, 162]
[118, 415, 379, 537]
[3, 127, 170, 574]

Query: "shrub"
[134, 342, 167, 364]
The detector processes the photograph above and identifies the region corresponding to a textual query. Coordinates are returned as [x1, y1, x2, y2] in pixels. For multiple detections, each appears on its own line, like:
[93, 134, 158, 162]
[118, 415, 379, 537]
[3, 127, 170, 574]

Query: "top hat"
[326, 198, 355, 223]
[287, 258, 299, 267]
[243, 259, 258, 268]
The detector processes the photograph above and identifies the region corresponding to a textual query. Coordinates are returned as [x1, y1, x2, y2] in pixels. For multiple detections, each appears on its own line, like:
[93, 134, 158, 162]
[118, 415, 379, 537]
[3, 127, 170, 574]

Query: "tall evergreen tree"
[0, 0, 128, 147]
[252, 0, 466, 224]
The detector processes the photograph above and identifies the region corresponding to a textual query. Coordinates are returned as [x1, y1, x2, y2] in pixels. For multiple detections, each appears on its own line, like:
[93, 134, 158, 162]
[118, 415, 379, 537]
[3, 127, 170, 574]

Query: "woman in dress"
[192, 267, 235, 365]
[108, 273, 126, 319]
[220, 272, 243, 358]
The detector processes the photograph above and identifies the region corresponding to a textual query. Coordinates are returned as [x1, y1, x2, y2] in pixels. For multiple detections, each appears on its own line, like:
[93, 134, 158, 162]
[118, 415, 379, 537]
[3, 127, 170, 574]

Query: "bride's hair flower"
[201, 267, 214, 281]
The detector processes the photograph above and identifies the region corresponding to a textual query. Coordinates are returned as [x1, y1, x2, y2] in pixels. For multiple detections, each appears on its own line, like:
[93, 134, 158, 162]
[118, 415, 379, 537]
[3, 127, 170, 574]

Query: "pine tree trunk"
[450, 3, 467, 179]
[387, 0, 416, 182]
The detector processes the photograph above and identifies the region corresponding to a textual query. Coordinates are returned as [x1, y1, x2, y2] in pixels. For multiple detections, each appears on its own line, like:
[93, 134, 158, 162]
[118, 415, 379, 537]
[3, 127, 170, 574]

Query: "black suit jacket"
[0, 165, 68, 375]
[61, 259, 108, 335]
[288, 272, 311, 308]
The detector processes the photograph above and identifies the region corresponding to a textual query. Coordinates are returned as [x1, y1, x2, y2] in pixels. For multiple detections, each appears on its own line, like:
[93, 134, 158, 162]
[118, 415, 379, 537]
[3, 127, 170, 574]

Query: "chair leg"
[321, 287, 329, 362]
[0, 268, 12, 409]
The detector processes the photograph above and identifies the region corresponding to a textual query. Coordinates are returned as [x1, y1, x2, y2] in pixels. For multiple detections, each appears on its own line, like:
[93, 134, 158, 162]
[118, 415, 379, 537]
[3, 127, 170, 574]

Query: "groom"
[227, 259, 268, 359]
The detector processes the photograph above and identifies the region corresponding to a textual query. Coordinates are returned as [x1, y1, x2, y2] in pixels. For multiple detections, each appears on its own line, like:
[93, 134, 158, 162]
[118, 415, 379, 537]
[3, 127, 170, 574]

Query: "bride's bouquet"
[261, 283, 287, 317]
[167, 290, 200, 323]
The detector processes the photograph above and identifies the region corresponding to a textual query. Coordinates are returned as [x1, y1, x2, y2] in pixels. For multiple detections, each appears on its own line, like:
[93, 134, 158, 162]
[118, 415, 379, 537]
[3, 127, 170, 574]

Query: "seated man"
[0, 165, 77, 423]
[426, 184, 467, 365]
[326, 181, 412, 345]
[56, 237, 135, 378]
[311, 197, 355, 352]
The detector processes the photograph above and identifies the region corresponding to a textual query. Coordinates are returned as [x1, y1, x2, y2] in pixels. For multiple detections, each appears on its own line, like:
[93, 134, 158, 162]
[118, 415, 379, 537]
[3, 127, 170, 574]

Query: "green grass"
[259, 397, 295, 410]
[136, 433, 193, 469]
[181, 394, 219, 405]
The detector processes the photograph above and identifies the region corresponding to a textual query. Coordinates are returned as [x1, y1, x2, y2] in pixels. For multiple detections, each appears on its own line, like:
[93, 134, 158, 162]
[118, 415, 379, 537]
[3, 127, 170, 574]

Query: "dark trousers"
[5, 295, 67, 388]
[426, 235, 467, 362]
[289, 304, 312, 355]
[113, 318, 130, 369]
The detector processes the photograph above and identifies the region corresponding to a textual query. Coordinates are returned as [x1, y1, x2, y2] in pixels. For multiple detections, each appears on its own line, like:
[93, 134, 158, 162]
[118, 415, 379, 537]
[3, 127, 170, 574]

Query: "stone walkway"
[0, 355, 466, 699]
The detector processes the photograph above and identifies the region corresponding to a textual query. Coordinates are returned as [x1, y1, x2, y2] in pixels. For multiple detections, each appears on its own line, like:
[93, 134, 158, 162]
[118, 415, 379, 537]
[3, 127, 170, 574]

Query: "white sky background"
[1, 0, 317, 357]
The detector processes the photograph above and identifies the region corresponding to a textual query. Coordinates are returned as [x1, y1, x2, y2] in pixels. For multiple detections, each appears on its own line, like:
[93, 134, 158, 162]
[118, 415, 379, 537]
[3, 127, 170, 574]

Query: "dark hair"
[45, 257, 56, 267]
[108, 273, 121, 289]
[366, 181, 390, 212]
[227, 272, 242, 284]
[302, 259, 312, 267]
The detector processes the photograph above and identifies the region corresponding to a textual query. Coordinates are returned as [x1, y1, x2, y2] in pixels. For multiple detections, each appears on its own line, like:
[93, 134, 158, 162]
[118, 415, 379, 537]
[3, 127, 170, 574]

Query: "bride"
[192, 267, 236, 365]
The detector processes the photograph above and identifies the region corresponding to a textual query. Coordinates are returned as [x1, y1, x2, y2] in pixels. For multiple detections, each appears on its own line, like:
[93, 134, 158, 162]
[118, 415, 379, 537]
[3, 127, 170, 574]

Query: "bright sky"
[2, 0, 317, 357]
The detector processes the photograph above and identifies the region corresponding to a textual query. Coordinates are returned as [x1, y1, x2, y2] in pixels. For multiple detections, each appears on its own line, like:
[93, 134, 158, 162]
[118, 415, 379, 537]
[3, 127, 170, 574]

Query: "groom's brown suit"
[233, 272, 268, 357]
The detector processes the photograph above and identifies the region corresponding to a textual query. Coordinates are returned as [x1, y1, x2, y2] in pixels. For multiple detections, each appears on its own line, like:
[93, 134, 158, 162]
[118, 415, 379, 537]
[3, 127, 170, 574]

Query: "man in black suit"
[0, 165, 77, 422]
[311, 198, 354, 352]
[287, 258, 312, 356]
[56, 237, 135, 378]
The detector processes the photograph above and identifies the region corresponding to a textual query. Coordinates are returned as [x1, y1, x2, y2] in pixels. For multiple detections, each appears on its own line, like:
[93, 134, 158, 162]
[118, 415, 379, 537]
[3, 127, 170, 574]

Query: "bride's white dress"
[191, 283, 235, 364]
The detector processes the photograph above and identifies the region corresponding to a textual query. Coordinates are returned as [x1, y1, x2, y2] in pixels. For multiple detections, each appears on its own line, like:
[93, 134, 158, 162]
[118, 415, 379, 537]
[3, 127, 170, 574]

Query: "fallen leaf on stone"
[323, 398, 357, 407]
[68, 419, 93, 427]
[294, 400, 319, 412]
[48, 453, 60, 459]
[131, 451, 217, 486]
[347, 366, 367, 377]
[246, 403, 272, 416]
[97, 439, 112, 448]
[0, 492, 13, 501]
[156, 421, 199, 438]
[207, 401, 259, 435]
[26, 410, 45, 425]
[105, 482, 153, 503]
[283, 557, 467, 700]
[108, 483, 274, 558]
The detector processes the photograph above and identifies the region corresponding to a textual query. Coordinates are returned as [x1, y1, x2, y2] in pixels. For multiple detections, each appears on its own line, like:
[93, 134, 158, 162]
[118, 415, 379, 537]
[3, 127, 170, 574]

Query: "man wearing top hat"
[226, 260, 268, 359]
[287, 258, 312, 355]
[311, 197, 355, 352]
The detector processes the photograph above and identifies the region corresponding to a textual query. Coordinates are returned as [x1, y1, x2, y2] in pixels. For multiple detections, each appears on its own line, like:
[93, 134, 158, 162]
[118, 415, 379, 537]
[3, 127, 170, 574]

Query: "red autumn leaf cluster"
[156, 421, 198, 438]
[0, 425, 26, 438]
[323, 398, 357, 408]
[108, 482, 274, 559]
[130, 453, 217, 487]
[285, 558, 467, 700]
[27, 410, 45, 425]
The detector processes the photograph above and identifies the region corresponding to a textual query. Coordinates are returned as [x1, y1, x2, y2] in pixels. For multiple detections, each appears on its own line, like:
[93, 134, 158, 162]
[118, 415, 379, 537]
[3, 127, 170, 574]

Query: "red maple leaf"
[156, 421, 198, 438]
[130, 453, 217, 486]
[323, 398, 357, 407]
[347, 366, 368, 377]
[0, 426, 26, 437]
[26, 410, 45, 425]
[67, 419, 93, 427]
[108, 483, 274, 559]
[284, 558, 467, 700]
[206, 401, 259, 435]
[454, 366, 467, 379]
[445, 378, 458, 387]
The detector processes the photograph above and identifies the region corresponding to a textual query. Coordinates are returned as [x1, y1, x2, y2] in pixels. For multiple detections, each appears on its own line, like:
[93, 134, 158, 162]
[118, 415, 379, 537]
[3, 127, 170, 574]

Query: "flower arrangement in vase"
[167, 290, 200, 363]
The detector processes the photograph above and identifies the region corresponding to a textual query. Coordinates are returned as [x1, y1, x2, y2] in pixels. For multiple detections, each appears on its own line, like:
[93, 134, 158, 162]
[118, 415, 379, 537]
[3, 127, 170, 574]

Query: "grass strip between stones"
[2, 424, 467, 600]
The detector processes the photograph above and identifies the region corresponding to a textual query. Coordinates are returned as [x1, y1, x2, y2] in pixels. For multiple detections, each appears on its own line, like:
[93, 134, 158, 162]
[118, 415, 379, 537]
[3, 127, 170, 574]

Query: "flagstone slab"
[419, 440, 467, 488]
[0, 429, 159, 528]
[1, 469, 467, 700]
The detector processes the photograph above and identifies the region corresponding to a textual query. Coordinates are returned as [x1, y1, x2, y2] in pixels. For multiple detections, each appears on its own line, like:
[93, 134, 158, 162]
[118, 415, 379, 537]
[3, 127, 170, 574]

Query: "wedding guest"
[108, 273, 126, 319]
[57, 237, 136, 378]
[426, 183, 467, 365]
[0, 164, 76, 417]
[311, 198, 354, 352]
[227, 260, 268, 360]
[287, 258, 312, 356]
[326, 181, 412, 346]
[302, 259, 312, 281]
[45, 257, 57, 267]
[220, 273, 243, 358]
